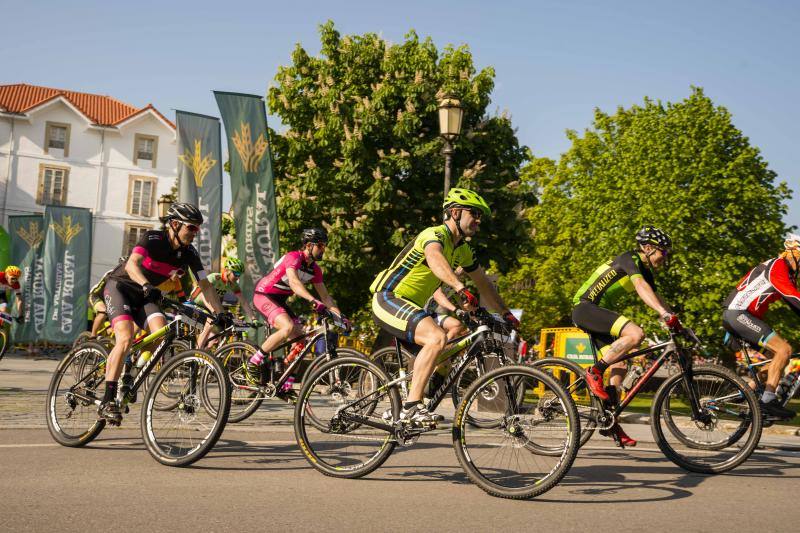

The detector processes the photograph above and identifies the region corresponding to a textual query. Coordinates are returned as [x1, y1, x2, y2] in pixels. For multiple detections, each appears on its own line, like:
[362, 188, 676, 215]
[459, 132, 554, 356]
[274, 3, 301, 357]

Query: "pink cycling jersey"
[254, 250, 323, 295]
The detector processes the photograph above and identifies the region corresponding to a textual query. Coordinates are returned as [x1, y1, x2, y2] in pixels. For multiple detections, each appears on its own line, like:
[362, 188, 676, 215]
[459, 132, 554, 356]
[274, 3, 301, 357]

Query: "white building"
[0, 83, 177, 283]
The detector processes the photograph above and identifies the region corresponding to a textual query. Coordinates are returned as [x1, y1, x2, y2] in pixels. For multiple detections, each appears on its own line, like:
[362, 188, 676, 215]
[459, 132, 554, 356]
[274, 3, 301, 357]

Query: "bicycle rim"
[46, 343, 107, 447]
[651, 365, 762, 474]
[141, 349, 230, 466]
[295, 357, 399, 478]
[453, 365, 579, 499]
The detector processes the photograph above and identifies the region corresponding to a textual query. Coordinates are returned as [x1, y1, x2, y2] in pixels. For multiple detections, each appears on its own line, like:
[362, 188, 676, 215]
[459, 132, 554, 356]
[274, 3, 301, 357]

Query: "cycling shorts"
[253, 292, 299, 327]
[103, 279, 164, 329]
[722, 309, 775, 349]
[572, 301, 632, 356]
[371, 291, 433, 343]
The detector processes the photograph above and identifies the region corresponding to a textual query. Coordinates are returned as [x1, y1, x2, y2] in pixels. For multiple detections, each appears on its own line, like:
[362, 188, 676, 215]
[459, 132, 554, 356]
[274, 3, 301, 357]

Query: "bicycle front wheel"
[295, 356, 400, 478]
[207, 341, 262, 423]
[46, 342, 107, 447]
[453, 365, 579, 499]
[651, 364, 762, 474]
[141, 349, 230, 467]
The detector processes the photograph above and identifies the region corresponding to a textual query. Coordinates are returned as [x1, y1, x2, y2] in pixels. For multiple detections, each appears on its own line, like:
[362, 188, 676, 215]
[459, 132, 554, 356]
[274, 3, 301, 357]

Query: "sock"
[103, 381, 118, 403]
[281, 376, 295, 392]
[249, 350, 266, 365]
[403, 400, 422, 410]
[593, 360, 609, 374]
[761, 390, 777, 403]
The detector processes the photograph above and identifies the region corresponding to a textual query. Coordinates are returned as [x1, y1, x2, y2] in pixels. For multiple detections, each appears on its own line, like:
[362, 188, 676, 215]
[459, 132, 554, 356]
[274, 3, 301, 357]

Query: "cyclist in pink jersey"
[249, 228, 348, 383]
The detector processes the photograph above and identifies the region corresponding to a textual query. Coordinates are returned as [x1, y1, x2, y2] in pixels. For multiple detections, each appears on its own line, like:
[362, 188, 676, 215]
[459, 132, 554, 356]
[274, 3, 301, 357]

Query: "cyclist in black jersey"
[97, 203, 229, 423]
[572, 226, 680, 447]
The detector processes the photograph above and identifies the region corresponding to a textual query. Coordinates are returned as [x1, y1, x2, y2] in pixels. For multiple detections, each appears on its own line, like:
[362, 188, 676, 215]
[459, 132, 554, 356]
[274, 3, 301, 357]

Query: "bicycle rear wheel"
[453, 365, 579, 499]
[651, 364, 762, 474]
[529, 357, 601, 449]
[294, 356, 400, 478]
[141, 349, 230, 467]
[46, 342, 107, 447]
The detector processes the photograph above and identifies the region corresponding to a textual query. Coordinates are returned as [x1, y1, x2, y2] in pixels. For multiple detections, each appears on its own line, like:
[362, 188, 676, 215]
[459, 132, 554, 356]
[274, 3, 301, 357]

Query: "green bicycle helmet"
[224, 257, 244, 275]
[443, 188, 491, 217]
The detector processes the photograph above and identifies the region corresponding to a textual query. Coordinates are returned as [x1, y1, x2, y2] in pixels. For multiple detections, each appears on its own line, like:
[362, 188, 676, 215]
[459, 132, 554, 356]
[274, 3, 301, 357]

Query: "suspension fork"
[677, 349, 705, 419]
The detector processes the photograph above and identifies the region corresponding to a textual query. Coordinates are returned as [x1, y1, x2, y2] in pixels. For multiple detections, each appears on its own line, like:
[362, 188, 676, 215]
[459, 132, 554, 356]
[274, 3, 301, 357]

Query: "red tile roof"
[0, 83, 174, 128]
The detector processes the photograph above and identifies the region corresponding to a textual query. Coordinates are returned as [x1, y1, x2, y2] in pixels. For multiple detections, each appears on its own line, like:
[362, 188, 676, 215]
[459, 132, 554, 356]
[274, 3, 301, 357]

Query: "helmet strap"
[449, 208, 466, 241]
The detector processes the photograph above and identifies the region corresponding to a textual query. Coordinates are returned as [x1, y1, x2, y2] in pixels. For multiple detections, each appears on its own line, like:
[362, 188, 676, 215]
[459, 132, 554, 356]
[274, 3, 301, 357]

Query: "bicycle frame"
[738, 342, 800, 406]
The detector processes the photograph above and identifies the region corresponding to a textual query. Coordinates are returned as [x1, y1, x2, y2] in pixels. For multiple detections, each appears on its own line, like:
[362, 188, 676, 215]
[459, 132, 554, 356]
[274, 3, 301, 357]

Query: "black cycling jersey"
[109, 230, 206, 293]
[573, 250, 655, 309]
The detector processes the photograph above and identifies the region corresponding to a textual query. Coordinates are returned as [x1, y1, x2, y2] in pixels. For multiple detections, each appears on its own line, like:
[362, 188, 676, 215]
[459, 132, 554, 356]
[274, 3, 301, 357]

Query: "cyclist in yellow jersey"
[370, 188, 519, 426]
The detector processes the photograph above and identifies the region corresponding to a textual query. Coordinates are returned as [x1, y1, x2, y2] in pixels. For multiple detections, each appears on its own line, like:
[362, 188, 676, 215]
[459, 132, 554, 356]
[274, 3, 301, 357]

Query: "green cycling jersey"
[572, 250, 656, 309]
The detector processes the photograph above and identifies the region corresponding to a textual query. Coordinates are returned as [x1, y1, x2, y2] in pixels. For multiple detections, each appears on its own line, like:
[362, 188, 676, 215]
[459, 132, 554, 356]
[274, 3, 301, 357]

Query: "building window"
[36, 164, 69, 205]
[134, 134, 158, 167]
[122, 224, 153, 256]
[44, 122, 71, 157]
[127, 176, 157, 217]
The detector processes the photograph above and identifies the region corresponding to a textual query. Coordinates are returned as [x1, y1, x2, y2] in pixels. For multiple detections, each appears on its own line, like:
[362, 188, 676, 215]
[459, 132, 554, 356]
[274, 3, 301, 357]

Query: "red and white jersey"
[0, 272, 21, 294]
[723, 257, 800, 318]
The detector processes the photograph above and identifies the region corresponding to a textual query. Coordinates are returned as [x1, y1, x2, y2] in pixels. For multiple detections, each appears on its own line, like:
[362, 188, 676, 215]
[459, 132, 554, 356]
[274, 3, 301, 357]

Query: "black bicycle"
[529, 324, 762, 474]
[294, 309, 580, 499]
[46, 299, 231, 466]
[203, 310, 363, 425]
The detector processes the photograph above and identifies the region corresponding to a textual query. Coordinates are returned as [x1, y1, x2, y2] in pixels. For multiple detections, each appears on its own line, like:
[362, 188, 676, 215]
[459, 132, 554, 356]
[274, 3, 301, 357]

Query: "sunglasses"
[182, 223, 200, 233]
[464, 208, 483, 219]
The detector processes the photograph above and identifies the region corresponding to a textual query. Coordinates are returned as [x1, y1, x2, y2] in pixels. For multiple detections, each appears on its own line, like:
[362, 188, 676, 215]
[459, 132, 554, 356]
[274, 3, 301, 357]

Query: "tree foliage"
[267, 21, 532, 318]
[501, 87, 794, 350]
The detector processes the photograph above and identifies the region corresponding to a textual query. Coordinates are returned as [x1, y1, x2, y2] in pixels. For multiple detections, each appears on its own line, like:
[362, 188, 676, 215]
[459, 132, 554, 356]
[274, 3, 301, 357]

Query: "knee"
[626, 325, 645, 346]
[428, 330, 447, 352]
[114, 332, 133, 350]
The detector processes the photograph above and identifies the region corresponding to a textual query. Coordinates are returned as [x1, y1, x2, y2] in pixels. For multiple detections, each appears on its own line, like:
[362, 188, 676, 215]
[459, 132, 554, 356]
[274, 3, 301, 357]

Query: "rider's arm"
[423, 243, 465, 293]
[632, 276, 670, 317]
[432, 287, 458, 313]
[768, 258, 800, 314]
[467, 266, 511, 314]
[235, 292, 256, 320]
[286, 267, 321, 304]
[125, 252, 151, 286]
[312, 282, 341, 316]
[198, 279, 224, 314]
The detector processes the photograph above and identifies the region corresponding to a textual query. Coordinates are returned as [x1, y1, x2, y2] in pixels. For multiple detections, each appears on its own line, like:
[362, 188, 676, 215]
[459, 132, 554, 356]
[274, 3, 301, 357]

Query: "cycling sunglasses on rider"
[464, 207, 483, 220]
[181, 222, 200, 233]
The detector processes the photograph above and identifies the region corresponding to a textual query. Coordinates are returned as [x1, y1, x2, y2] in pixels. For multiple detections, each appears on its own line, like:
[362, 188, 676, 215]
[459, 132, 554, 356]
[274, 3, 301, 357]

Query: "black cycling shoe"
[759, 399, 795, 420]
[97, 401, 122, 425]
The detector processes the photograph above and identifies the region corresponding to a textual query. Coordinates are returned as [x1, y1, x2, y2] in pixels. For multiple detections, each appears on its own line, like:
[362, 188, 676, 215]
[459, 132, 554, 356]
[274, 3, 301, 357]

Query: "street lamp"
[438, 96, 464, 195]
[157, 195, 173, 220]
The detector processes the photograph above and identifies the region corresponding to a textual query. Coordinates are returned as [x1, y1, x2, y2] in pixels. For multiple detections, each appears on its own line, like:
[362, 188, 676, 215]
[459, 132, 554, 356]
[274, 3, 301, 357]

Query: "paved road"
[2, 355, 800, 532]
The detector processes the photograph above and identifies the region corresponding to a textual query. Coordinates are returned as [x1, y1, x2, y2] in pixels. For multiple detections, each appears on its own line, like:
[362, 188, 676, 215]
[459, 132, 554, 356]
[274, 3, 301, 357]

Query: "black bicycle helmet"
[301, 228, 328, 244]
[166, 202, 204, 225]
[635, 225, 672, 251]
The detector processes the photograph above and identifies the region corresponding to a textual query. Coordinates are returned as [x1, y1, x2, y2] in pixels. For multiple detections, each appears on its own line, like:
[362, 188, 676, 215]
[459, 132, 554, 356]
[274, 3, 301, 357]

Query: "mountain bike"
[203, 310, 362, 425]
[0, 311, 15, 362]
[45, 298, 231, 466]
[732, 332, 800, 428]
[294, 309, 580, 499]
[367, 315, 519, 429]
[529, 325, 762, 474]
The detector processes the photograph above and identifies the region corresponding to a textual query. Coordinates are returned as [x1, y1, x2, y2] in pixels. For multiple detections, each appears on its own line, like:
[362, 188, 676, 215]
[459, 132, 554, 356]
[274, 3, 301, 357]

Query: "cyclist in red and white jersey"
[248, 228, 348, 394]
[0, 265, 24, 322]
[722, 233, 800, 419]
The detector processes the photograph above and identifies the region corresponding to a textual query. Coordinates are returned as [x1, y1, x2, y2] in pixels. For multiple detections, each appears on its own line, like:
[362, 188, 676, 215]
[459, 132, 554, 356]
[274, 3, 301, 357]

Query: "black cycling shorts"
[371, 291, 432, 343]
[722, 310, 775, 349]
[103, 279, 163, 329]
[572, 301, 632, 355]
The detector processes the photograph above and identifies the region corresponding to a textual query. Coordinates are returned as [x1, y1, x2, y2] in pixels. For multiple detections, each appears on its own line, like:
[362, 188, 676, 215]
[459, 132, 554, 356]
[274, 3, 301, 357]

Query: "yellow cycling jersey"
[369, 224, 478, 306]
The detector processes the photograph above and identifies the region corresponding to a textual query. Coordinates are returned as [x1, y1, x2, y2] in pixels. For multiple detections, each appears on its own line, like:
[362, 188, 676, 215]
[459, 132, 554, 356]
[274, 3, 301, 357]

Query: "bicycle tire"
[650, 364, 762, 474]
[0, 330, 8, 362]
[529, 357, 601, 449]
[146, 339, 192, 411]
[141, 348, 231, 467]
[453, 365, 579, 499]
[46, 342, 107, 447]
[208, 341, 262, 423]
[294, 356, 400, 478]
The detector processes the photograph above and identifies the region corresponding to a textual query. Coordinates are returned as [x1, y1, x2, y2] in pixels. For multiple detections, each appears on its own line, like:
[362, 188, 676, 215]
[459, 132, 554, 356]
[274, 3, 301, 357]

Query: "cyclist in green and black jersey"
[573, 226, 680, 446]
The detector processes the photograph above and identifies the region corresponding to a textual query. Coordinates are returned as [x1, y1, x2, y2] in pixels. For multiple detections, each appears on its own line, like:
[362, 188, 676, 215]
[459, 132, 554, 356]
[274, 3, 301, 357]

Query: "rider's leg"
[250, 313, 303, 365]
[407, 316, 448, 403]
[763, 334, 792, 397]
[90, 301, 107, 336]
[586, 322, 644, 401]
[196, 320, 213, 349]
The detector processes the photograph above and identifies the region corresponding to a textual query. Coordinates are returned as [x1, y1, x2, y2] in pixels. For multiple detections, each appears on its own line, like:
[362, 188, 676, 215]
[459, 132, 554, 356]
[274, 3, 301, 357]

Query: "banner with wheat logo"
[8, 215, 45, 343]
[214, 91, 280, 299]
[41, 206, 92, 343]
[177, 110, 223, 272]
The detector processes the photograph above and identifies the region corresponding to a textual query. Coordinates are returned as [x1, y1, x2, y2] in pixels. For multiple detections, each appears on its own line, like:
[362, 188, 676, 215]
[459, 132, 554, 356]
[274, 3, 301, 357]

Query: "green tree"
[501, 87, 793, 351]
[267, 21, 532, 318]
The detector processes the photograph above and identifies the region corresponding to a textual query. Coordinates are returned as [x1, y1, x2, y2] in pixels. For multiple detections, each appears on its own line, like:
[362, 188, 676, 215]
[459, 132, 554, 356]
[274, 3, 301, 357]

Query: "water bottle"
[621, 365, 644, 391]
[136, 350, 153, 369]
[776, 371, 798, 402]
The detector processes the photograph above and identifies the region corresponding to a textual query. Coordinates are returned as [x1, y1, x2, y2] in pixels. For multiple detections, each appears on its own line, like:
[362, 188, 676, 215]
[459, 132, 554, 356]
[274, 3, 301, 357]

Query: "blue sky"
[3, 0, 798, 227]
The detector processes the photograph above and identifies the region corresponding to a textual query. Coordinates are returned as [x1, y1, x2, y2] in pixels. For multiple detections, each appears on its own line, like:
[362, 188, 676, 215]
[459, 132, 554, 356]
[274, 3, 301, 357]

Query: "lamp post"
[157, 195, 173, 220]
[438, 96, 464, 195]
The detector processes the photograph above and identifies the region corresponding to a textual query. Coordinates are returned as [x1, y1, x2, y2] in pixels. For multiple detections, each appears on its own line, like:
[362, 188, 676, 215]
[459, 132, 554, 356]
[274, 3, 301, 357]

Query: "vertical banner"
[176, 110, 223, 272]
[8, 215, 45, 343]
[41, 206, 92, 344]
[214, 91, 280, 298]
